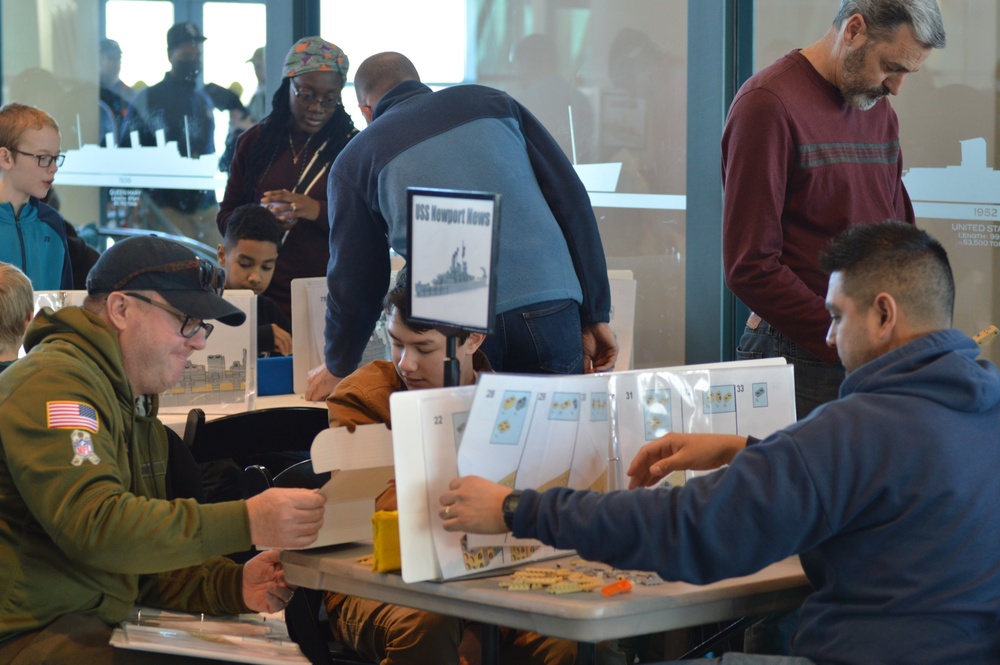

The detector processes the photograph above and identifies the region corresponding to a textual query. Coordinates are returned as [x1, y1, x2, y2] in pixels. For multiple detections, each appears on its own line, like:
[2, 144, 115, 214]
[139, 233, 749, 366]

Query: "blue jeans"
[736, 321, 844, 420]
[479, 299, 584, 374]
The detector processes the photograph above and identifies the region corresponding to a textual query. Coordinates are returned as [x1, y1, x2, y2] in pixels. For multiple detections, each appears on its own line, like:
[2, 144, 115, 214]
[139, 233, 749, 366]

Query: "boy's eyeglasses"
[11, 149, 65, 168]
[124, 292, 215, 339]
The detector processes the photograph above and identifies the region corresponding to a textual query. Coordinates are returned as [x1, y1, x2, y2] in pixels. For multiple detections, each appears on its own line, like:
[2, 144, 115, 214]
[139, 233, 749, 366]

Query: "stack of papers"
[110, 606, 308, 664]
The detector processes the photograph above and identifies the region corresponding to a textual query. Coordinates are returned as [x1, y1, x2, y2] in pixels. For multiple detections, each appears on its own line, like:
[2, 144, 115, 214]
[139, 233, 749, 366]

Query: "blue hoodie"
[0, 197, 73, 290]
[518, 329, 1000, 664]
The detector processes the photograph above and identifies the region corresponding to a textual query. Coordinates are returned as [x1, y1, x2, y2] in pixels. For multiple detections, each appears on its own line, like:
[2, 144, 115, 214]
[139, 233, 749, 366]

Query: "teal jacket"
[0, 197, 73, 290]
[0, 306, 252, 639]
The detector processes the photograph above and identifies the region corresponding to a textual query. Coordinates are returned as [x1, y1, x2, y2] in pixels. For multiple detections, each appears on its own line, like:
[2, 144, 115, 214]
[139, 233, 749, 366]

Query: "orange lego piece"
[600, 579, 633, 597]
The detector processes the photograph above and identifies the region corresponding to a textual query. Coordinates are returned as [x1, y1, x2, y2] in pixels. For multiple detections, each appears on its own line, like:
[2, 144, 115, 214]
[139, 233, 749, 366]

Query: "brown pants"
[329, 594, 581, 665]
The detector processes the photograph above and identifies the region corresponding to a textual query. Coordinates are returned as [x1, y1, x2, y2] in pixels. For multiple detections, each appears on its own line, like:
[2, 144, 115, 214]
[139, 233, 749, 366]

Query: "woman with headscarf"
[218, 37, 358, 318]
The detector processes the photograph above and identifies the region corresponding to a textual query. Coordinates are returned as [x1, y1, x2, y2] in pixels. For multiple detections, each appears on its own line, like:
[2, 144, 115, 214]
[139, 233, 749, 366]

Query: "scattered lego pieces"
[498, 559, 661, 595]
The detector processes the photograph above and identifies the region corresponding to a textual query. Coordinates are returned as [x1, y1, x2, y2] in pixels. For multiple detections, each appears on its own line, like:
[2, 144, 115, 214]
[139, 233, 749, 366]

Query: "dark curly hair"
[238, 77, 357, 203]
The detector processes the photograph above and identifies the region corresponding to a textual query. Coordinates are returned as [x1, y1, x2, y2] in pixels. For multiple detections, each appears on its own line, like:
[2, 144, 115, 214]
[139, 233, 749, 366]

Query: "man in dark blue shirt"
[119, 22, 221, 245]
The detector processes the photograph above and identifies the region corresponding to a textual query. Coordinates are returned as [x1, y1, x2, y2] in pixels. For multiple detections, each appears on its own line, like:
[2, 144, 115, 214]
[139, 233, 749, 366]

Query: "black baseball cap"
[167, 22, 207, 51]
[87, 236, 245, 327]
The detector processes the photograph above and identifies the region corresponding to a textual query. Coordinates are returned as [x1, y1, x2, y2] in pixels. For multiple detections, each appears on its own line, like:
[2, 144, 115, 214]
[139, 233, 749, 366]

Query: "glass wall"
[0, 0, 271, 258]
[320, 0, 689, 368]
[755, 1, 1000, 366]
[14, 3, 991, 366]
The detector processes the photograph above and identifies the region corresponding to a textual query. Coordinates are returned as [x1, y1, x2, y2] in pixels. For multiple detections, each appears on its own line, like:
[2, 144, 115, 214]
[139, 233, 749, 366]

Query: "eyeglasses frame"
[10, 149, 65, 168]
[290, 81, 340, 110]
[123, 292, 215, 340]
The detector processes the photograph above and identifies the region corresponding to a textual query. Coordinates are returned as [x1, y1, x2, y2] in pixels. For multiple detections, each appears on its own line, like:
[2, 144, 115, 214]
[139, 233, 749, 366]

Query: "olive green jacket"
[0, 306, 252, 639]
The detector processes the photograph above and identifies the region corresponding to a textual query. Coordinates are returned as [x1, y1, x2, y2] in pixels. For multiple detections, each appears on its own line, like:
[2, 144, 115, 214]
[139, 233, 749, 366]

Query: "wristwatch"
[501, 490, 522, 532]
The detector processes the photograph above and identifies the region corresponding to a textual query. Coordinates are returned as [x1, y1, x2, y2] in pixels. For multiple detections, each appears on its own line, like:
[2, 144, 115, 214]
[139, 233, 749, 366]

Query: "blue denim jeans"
[736, 321, 844, 420]
[479, 299, 584, 374]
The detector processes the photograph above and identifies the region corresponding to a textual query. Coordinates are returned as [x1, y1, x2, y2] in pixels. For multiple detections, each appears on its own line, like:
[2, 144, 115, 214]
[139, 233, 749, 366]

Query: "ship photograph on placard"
[414, 242, 487, 298]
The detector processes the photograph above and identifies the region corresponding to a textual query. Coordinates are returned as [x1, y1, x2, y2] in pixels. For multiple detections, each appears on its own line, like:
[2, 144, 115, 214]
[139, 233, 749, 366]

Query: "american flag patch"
[47, 402, 99, 433]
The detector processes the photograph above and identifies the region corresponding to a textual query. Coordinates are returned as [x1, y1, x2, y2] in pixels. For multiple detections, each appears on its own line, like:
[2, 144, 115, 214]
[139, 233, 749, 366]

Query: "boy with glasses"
[0, 102, 73, 290]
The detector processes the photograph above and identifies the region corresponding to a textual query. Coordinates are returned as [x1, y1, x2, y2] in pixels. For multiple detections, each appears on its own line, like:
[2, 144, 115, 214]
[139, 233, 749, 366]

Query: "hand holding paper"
[245, 488, 325, 549]
[439, 475, 511, 534]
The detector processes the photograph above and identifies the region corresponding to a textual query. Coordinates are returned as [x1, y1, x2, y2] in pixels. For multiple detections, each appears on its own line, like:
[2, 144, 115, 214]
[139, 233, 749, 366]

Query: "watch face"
[502, 491, 521, 530]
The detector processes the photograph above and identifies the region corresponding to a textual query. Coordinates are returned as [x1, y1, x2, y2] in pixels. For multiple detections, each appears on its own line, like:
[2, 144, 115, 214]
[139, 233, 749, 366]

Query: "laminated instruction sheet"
[390, 359, 796, 581]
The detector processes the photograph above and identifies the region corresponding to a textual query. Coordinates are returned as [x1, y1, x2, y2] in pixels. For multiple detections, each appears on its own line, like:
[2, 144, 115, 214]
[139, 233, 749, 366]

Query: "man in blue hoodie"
[442, 221, 1000, 664]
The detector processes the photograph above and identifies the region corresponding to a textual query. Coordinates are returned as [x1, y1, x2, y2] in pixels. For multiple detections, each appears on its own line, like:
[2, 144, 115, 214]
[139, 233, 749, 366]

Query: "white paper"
[296, 425, 395, 549]
[110, 607, 307, 664]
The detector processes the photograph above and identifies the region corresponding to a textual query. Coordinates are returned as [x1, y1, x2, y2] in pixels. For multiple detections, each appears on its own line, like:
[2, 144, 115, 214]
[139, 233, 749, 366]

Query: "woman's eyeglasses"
[291, 83, 340, 109]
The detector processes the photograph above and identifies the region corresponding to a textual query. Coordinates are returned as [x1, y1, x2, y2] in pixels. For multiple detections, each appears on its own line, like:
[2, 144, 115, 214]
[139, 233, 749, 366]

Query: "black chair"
[164, 425, 206, 502]
[244, 461, 370, 665]
[176, 410, 365, 664]
[182, 406, 330, 501]
[244, 458, 331, 497]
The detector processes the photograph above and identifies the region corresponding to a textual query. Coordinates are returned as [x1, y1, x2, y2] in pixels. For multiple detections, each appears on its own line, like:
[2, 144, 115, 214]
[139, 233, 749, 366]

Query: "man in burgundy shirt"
[722, 0, 945, 418]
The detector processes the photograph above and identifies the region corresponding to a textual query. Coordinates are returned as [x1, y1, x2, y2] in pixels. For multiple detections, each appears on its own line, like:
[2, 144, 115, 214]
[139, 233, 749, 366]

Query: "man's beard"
[174, 60, 202, 83]
[840, 44, 889, 110]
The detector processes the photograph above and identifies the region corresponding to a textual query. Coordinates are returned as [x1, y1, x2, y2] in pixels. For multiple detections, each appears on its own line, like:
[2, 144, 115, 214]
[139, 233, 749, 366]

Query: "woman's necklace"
[288, 133, 314, 165]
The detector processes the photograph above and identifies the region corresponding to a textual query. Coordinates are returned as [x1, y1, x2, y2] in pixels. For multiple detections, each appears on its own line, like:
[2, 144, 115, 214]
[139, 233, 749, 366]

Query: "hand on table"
[271, 324, 293, 356]
[245, 487, 325, 549]
[305, 364, 342, 402]
[627, 433, 747, 489]
[439, 476, 511, 534]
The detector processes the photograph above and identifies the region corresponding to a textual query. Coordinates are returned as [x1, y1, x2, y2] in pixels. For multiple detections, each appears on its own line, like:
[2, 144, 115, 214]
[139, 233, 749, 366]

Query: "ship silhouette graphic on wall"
[415, 243, 487, 297]
[56, 126, 226, 190]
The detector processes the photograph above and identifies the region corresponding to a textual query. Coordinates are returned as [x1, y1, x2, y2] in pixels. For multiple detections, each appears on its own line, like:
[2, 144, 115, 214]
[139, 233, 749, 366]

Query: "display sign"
[406, 188, 500, 332]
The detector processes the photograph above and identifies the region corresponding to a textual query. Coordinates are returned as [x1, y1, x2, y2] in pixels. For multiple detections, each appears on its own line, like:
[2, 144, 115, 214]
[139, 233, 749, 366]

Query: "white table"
[282, 543, 810, 663]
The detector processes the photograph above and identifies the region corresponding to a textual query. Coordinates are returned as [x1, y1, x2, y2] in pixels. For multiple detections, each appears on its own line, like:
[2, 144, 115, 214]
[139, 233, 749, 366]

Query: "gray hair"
[834, 0, 946, 48]
[0, 263, 34, 352]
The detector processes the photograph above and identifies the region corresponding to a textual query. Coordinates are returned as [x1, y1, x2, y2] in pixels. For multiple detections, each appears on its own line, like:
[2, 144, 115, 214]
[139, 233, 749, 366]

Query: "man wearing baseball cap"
[0, 236, 325, 662]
